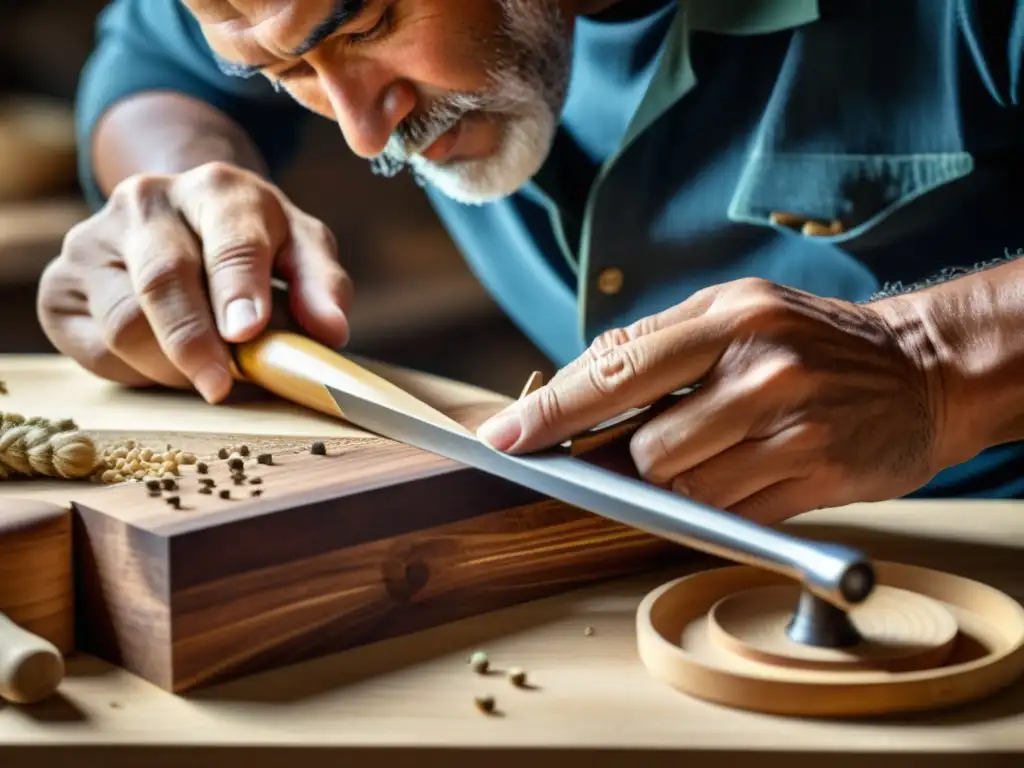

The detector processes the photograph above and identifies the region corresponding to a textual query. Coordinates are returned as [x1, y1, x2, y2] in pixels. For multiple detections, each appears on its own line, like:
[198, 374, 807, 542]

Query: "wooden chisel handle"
[231, 331, 472, 433]
[0, 611, 64, 704]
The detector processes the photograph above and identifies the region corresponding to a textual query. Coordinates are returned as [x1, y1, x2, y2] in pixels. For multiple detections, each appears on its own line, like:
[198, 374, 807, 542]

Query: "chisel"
[231, 330, 875, 612]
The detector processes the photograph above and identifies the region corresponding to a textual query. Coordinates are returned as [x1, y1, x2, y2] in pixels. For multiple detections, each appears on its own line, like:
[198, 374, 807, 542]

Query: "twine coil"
[0, 412, 97, 480]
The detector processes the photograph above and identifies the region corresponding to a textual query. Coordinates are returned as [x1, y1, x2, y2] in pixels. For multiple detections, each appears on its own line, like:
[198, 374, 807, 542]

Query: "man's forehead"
[185, 0, 364, 57]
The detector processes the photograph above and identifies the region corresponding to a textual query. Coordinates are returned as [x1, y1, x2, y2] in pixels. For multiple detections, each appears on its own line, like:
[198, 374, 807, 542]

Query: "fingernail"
[224, 298, 258, 338]
[477, 410, 522, 451]
[194, 363, 232, 403]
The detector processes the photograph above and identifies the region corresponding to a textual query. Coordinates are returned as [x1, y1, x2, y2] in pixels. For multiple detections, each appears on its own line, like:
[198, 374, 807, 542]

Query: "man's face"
[186, 0, 575, 205]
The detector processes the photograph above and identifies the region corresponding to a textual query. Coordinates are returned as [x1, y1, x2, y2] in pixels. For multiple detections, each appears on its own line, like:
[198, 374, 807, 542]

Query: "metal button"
[597, 267, 624, 295]
[802, 220, 845, 237]
[769, 211, 807, 230]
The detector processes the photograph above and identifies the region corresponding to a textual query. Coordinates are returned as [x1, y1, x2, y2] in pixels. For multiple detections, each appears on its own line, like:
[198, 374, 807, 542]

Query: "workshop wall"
[0, 0, 552, 395]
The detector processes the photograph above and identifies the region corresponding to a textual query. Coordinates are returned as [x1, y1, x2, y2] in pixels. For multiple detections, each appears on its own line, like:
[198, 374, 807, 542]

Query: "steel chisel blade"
[325, 385, 873, 602]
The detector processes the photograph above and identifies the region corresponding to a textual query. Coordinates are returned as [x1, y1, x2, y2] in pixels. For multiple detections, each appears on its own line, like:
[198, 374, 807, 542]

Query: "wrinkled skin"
[477, 278, 953, 525]
[38, 162, 353, 401]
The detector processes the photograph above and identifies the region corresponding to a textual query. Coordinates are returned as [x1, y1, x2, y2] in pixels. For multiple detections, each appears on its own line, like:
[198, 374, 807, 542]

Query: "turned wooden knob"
[0, 611, 64, 704]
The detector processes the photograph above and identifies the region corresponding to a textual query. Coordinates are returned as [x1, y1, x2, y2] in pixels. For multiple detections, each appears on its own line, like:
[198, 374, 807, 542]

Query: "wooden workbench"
[1, 495, 1024, 766]
[2, 355, 1023, 764]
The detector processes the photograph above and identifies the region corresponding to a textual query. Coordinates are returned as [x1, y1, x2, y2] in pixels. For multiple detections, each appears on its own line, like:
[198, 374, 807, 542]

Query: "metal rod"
[326, 386, 877, 611]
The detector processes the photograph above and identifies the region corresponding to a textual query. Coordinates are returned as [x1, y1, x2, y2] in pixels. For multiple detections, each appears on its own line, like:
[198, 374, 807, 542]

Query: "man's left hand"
[477, 277, 953, 525]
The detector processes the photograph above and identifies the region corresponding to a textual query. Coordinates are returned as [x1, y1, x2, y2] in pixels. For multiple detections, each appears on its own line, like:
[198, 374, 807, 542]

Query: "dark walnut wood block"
[72, 432, 682, 693]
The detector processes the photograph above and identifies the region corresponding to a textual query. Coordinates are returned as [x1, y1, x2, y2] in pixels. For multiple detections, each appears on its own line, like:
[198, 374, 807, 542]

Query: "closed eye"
[346, 6, 393, 44]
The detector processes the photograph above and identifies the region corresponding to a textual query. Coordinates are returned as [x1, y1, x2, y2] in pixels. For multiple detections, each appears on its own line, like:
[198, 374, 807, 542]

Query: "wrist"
[94, 92, 267, 196]
[879, 259, 1024, 467]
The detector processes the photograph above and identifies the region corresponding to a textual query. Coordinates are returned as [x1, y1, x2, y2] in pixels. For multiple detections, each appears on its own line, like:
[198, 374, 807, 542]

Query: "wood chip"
[507, 668, 527, 687]
[468, 651, 489, 674]
[474, 695, 496, 714]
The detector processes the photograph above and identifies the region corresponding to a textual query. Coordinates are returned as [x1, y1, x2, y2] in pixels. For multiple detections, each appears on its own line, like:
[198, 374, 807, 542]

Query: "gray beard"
[369, 0, 571, 186]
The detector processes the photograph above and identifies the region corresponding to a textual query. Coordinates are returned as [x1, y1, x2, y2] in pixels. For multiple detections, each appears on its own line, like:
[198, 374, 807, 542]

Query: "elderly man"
[41, 0, 1024, 523]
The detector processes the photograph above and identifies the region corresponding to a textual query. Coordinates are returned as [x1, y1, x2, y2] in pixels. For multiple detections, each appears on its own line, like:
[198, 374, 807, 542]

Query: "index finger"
[478, 314, 730, 454]
[546, 288, 720, 388]
[121, 212, 234, 402]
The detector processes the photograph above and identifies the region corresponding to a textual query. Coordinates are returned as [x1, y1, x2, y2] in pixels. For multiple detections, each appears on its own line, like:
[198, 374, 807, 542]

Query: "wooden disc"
[707, 584, 959, 673]
[636, 562, 1024, 717]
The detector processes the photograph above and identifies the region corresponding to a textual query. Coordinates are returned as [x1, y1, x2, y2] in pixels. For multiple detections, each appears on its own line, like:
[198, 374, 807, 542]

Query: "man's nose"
[315, 58, 416, 158]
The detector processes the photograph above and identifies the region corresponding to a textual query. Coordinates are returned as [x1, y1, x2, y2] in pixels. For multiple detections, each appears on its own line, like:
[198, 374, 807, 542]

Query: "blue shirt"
[74, 0, 1024, 499]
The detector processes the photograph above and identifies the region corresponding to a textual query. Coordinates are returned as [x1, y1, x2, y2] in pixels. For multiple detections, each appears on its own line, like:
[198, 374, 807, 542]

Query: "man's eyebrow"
[293, 0, 366, 56]
[212, 0, 366, 78]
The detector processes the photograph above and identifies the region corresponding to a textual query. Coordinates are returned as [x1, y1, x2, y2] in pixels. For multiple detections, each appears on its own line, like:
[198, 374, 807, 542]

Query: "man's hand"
[477, 277, 955, 525]
[37, 162, 353, 403]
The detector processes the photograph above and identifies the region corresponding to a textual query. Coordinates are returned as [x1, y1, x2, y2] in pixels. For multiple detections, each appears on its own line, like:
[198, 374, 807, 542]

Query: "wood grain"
[0, 499, 73, 655]
[71, 434, 678, 692]
[0, 354, 678, 693]
[1, 500, 1024, 766]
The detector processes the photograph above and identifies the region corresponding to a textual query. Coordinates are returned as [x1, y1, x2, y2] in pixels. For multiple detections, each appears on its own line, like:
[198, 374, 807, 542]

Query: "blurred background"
[0, 0, 554, 396]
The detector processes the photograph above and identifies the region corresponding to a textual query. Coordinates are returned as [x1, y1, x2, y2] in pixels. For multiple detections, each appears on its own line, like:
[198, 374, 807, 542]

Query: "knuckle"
[590, 326, 633, 354]
[98, 292, 147, 353]
[531, 385, 565, 431]
[59, 220, 90, 255]
[205, 237, 270, 271]
[294, 215, 338, 252]
[733, 276, 773, 294]
[688, 284, 718, 305]
[627, 314, 664, 338]
[675, 469, 712, 502]
[629, 426, 673, 482]
[755, 351, 807, 391]
[732, 296, 793, 336]
[108, 174, 169, 218]
[36, 259, 75, 321]
[59, 217, 108, 266]
[133, 251, 194, 299]
[157, 313, 213, 359]
[585, 343, 645, 397]
[191, 160, 248, 190]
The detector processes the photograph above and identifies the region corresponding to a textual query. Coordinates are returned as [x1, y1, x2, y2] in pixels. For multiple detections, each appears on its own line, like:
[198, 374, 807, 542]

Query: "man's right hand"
[37, 161, 354, 403]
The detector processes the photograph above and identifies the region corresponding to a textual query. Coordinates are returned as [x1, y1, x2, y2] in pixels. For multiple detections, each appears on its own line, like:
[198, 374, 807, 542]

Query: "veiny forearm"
[92, 91, 268, 196]
[902, 254, 1024, 459]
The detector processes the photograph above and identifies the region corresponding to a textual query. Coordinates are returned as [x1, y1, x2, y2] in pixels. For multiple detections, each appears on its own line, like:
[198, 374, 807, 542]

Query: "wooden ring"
[636, 562, 1024, 717]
